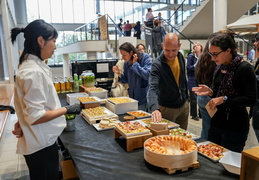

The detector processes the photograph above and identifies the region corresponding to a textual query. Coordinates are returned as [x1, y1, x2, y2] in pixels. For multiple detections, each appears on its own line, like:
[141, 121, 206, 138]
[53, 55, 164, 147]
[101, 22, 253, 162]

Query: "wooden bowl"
[144, 135, 197, 169]
[124, 115, 135, 121]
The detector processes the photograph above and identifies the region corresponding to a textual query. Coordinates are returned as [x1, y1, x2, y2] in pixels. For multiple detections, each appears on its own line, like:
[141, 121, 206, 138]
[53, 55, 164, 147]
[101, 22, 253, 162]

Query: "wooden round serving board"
[144, 135, 198, 169]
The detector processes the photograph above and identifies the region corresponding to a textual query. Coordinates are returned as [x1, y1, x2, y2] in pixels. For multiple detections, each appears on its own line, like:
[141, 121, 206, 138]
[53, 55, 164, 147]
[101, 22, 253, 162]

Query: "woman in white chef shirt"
[11, 19, 81, 180]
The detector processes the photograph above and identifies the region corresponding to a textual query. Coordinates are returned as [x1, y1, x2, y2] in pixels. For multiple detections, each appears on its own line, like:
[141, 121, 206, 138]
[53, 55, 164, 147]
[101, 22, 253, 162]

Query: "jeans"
[197, 95, 211, 140]
[253, 99, 259, 143]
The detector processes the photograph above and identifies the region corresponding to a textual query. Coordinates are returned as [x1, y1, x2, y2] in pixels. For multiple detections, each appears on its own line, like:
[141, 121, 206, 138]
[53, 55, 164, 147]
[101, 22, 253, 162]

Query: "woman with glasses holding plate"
[192, 31, 256, 152]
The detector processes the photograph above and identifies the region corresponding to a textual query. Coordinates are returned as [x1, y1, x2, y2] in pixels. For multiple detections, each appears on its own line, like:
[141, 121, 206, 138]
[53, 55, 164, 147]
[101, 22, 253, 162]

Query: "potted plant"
[64, 114, 76, 131]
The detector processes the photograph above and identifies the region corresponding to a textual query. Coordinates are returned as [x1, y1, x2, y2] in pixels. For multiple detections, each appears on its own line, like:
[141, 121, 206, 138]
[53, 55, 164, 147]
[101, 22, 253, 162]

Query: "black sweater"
[211, 61, 256, 131]
[147, 51, 188, 112]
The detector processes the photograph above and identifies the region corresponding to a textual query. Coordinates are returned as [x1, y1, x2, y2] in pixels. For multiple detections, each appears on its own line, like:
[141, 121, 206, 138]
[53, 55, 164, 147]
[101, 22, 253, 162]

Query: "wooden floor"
[0, 84, 14, 139]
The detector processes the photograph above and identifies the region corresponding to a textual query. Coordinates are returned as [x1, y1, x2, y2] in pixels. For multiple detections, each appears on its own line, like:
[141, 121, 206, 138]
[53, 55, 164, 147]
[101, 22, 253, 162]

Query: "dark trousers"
[208, 126, 248, 153]
[125, 30, 131, 37]
[24, 143, 59, 180]
[189, 90, 198, 117]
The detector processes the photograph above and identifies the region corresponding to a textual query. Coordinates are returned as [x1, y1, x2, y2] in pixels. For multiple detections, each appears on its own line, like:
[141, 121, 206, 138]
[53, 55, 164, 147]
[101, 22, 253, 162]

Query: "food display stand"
[58, 93, 239, 180]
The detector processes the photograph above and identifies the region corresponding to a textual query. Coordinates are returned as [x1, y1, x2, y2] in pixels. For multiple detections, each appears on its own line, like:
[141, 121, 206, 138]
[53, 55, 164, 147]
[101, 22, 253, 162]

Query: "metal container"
[65, 119, 75, 131]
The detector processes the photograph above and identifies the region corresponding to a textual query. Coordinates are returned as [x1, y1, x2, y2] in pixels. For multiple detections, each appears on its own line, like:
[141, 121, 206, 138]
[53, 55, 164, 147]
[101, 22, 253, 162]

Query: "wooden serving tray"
[164, 161, 200, 174]
[114, 127, 152, 151]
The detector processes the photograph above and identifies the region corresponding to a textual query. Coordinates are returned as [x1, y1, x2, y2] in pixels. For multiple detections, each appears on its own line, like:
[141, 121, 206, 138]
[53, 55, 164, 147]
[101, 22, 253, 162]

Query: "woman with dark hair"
[134, 21, 141, 39]
[11, 19, 81, 180]
[187, 42, 203, 121]
[112, 42, 152, 110]
[193, 31, 256, 152]
[195, 34, 218, 140]
[136, 43, 146, 53]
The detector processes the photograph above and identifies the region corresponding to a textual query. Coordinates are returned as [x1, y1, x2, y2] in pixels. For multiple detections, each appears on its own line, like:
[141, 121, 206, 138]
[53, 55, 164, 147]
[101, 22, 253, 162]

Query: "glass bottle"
[65, 77, 71, 92]
[53, 77, 61, 93]
[83, 70, 95, 87]
[69, 76, 74, 92]
[81, 71, 87, 87]
[74, 73, 78, 81]
[60, 77, 66, 93]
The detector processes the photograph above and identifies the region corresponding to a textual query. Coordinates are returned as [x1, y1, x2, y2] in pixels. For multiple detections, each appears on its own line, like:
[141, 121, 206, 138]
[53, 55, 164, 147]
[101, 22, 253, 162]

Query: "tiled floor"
[0, 113, 29, 179]
[0, 113, 258, 179]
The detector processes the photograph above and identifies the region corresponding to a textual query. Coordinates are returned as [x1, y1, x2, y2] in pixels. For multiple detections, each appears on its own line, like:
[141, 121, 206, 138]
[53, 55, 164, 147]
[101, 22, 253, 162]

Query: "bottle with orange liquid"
[53, 77, 61, 93]
[60, 77, 66, 93]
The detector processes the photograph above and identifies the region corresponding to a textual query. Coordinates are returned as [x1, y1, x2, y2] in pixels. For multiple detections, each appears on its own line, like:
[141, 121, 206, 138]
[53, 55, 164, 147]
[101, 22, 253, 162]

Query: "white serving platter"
[92, 120, 121, 131]
[169, 127, 200, 140]
[126, 110, 151, 119]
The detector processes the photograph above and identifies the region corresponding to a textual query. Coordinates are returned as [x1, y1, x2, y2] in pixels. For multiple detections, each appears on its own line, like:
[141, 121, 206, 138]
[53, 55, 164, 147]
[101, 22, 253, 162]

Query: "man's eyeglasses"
[208, 50, 224, 58]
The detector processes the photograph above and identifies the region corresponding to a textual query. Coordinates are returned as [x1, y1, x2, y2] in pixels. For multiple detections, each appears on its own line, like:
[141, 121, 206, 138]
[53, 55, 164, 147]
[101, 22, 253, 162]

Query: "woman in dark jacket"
[187, 42, 203, 120]
[112, 42, 152, 111]
[193, 31, 256, 152]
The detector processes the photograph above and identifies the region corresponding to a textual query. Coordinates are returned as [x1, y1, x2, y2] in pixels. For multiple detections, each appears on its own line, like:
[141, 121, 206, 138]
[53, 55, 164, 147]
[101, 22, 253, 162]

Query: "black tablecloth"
[59, 93, 239, 180]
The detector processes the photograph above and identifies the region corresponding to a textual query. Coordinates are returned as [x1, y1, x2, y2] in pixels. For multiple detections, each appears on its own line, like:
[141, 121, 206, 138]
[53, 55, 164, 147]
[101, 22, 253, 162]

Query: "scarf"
[216, 53, 243, 98]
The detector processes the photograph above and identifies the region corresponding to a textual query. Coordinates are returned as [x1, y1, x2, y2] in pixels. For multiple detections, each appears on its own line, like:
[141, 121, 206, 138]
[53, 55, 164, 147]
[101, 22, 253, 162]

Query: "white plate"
[126, 110, 151, 119]
[140, 118, 180, 129]
[169, 127, 200, 140]
[92, 120, 121, 131]
[197, 141, 228, 162]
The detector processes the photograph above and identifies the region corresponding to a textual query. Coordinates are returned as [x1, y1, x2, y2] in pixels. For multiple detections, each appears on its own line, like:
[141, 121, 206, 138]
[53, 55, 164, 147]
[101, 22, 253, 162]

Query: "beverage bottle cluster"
[53, 76, 77, 93]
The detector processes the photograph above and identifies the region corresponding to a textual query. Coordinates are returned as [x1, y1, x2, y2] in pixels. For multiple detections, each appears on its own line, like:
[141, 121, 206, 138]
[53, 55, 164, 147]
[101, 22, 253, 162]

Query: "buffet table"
[58, 93, 239, 180]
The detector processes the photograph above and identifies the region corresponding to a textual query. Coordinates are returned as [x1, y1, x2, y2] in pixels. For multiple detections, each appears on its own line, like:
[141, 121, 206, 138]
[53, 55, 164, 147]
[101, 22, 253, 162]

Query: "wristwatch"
[222, 96, 228, 103]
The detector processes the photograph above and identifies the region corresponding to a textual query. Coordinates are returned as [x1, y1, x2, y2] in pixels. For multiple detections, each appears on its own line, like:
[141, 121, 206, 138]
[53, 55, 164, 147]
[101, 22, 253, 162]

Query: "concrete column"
[87, 52, 97, 60]
[1, 1, 14, 83]
[63, 54, 70, 78]
[213, 0, 227, 32]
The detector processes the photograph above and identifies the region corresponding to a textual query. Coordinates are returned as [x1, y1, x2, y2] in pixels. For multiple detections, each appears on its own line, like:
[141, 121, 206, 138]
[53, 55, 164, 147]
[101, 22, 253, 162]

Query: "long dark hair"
[209, 30, 237, 58]
[195, 32, 221, 86]
[11, 19, 58, 64]
[119, 42, 141, 63]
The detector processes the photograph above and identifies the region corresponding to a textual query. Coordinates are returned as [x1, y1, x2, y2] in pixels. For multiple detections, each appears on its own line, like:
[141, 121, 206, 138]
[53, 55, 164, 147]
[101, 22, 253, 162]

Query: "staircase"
[178, 0, 258, 39]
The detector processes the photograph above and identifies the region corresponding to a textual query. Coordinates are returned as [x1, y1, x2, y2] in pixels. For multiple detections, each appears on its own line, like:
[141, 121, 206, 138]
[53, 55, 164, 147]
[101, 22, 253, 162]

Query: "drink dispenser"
[82, 70, 95, 87]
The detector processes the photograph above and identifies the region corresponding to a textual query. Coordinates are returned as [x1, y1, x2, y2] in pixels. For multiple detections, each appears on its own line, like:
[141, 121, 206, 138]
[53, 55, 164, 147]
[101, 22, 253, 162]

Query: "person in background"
[11, 19, 81, 180]
[187, 42, 203, 121]
[124, 20, 132, 37]
[252, 32, 259, 143]
[195, 33, 218, 140]
[193, 31, 256, 152]
[146, 8, 154, 28]
[136, 43, 146, 53]
[152, 19, 165, 58]
[248, 46, 255, 64]
[134, 21, 141, 39]
[118, 18, 123, 37]
[112, 42, 152, 111]
[148, 33, 189, 130]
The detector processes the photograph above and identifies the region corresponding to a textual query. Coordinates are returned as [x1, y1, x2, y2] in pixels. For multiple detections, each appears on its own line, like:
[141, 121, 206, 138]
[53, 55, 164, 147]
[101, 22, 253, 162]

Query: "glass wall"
[25, 0, 202, 65]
